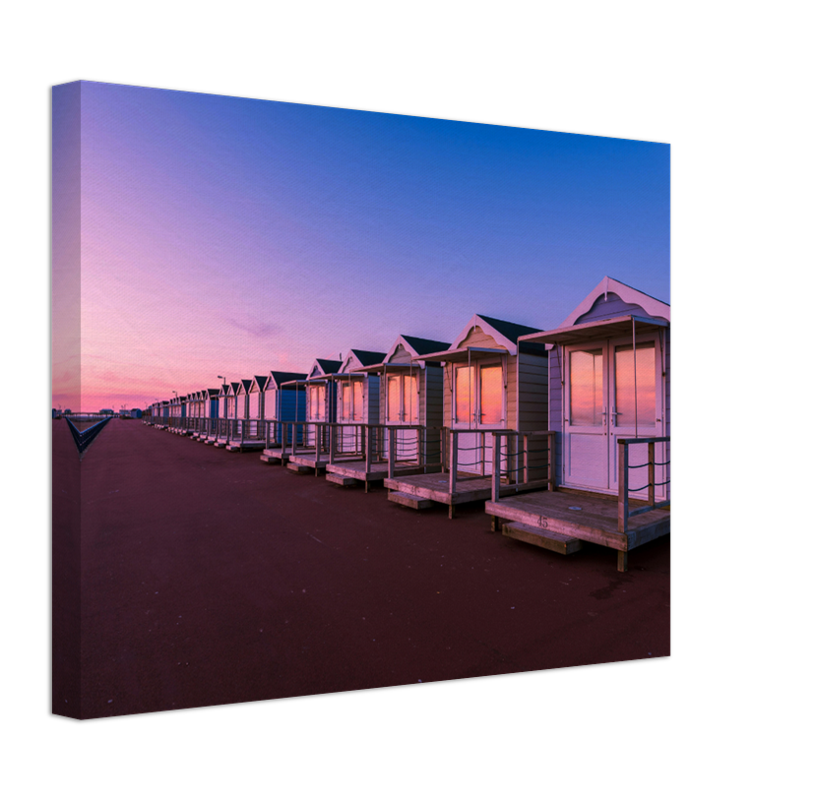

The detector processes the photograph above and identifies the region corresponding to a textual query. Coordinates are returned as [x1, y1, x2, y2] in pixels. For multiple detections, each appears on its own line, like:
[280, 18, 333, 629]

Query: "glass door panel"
[479, 366, 502, 426]
[455, 366, 475, 426]
[564, 344, 609, 490]
[613, 343, 655, 429]
[569, 349, 603, 426]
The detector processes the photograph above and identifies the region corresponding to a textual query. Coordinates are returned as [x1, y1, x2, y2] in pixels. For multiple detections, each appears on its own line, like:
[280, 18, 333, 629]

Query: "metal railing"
[385, 425, 443, 478]
[490, 430, 555, 502]
[617, 436, 670, 533]
[65, 415, 113, 454]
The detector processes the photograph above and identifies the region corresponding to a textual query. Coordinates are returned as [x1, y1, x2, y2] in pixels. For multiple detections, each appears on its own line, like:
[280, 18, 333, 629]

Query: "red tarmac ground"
[52, 419, 670, 719]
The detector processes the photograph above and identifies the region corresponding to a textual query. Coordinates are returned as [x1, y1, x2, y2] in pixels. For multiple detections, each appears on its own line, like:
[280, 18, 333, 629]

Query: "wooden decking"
[384, 472, 494, 518]
[485, 489, 670, 571]
[326, 460, 434, 491]
[225, 439, 265, 452]
[288, 451, 337, 473]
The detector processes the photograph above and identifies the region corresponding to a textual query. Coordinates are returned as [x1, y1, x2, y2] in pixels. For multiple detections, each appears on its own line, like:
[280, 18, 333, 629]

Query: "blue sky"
[56, 81, 669, 408]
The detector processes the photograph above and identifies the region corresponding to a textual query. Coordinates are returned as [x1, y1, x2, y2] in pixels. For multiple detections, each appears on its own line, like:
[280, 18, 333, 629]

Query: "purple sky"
[53, 81, 669, 411]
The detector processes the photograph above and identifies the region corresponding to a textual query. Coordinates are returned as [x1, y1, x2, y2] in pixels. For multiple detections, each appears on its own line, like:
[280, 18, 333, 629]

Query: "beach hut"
[250, 376, 268, 420]
[383, 314, 548, 517]
[205, 384, 229, 444]
[174, 395, 188, 434]
[485, 277, 670, 571]
[283, 358, 341, 473]
[226, 378, 264, 452]
[259, 371, 307, 464]
[214, 382, 242, 448]
[233, 375, 268, 448]
[307, 348, 385, 489]
[198, 388, 221, 441]
[325, 336, 450, 490]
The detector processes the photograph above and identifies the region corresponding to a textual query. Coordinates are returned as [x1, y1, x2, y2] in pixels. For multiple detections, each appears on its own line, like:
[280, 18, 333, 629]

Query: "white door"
[563, 335, 664, 499]
[452, 362, 504, 476]
[337, 380, 363, 454]
[306, 385, 325, 448]
[386, 373, 420, 461]
[608, 336, 666, 500]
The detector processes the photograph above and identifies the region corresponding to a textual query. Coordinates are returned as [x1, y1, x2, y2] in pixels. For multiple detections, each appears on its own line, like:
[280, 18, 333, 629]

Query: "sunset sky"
[52, 81, 669, 412]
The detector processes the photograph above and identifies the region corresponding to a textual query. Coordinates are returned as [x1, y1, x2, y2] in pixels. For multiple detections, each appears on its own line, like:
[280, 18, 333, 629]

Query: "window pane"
[309, 386, 324, 421]
[455, 366, 474, 424]
[387, 376, 400, 422]
[405, 375, 419, 424]
[615, 343, 655, 427]
[479, 366, 502, 425]
[340, 382, 352, 422]
[353, 381, 363, 422]
[570, 349, 603, 426]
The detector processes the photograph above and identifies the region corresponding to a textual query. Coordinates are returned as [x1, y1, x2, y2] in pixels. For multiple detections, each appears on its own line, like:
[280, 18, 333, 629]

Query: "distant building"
[130, 408, 143, 418]
[100, 409, 114, 416]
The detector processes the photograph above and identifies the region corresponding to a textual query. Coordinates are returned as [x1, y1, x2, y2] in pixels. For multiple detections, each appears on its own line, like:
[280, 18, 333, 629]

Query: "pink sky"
[52, 81, 669, 412]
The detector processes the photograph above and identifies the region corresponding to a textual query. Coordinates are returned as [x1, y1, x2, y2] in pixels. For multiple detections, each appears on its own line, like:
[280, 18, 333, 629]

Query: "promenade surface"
[53, 419, 670, 719]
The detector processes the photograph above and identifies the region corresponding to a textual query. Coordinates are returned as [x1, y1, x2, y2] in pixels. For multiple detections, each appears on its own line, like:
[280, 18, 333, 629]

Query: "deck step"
[260, 453, 281, 464]
[388, 490, 433, 510]
[502, 522, 584, 555]
[287, 462, 311, 474]
[326, 473, 358, 487]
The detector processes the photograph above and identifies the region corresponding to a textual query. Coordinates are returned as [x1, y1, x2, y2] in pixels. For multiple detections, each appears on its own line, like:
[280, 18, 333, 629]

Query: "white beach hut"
[383, 314, 548, 517]
[485, 277, 670, 571]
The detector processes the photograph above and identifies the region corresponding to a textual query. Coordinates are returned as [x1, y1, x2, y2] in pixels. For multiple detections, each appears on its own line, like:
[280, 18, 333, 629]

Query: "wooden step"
[502, 522, 584, 555]
[326, 473, 357, 487]
[388, 490, 433, 510]
[287, 462, 311, 474]
[260, 453, 281, 464]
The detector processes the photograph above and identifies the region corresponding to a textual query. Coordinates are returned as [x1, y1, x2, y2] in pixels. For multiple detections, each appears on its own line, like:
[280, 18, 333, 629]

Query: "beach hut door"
[564, 336, 663, 498]
[453, 363, 503, 475]
[386, 374, 419, 461]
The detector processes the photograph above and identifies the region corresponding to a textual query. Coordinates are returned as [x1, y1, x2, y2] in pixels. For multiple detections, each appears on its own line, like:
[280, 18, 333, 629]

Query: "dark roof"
[240, 379, 253, 393]
[207, 388, 220, 397]
[349, 349, 387, 367]
[270, 371, 307, 387]
[230, 381, 241, 394]
[401, 335, 452, 355]
[477, 314, 544, 344]
[253, 376, 270, 391]
[315, 358, 343, 375]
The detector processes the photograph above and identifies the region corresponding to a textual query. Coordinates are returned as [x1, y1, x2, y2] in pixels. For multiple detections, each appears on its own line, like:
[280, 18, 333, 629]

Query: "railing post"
[480, 431, 486, 476]
[492, 433, 501, 502]
[365, 425, 373, 472]
[388, 428, 396, 479]
[648, 441, 655, 506]
[523, 433, 529, 485]
[449, 432, 457, 495]
[618, 439, 629, 533]
[548, 432, 555, 492]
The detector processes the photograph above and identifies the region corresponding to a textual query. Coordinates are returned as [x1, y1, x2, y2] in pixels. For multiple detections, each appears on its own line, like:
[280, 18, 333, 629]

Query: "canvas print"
[52, 81, 670, 719]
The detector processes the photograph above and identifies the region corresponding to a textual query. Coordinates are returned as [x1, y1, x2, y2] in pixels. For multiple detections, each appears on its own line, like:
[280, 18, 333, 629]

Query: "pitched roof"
[560, 276, 670, 328]
[401, 335, 452, 356]
[476, 314, 543, 344]
[270, 370, 307, 387]
[315, 358, 342, 375]
[253, 376, 270, 392]
[347, 349, 387, 367]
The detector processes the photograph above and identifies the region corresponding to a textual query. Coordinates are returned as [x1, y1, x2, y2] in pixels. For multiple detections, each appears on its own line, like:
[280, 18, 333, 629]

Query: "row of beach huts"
[144, 277, 670, 571]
